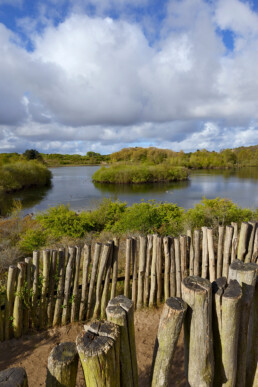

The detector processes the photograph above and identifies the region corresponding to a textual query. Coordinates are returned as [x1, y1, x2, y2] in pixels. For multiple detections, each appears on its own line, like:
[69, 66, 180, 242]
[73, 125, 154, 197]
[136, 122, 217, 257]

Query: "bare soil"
[0, 306, 185, 386]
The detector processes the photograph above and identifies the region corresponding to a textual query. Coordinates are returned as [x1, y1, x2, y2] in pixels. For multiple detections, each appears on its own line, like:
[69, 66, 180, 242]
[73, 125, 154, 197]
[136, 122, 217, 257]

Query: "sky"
[0, 0, 258, 155]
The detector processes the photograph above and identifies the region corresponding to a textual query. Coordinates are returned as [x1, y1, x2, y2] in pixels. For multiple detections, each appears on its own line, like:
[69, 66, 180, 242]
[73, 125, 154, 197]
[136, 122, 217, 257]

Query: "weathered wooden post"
[137, 236, 147, 309]
[231, 222, 238, 261]
[79, 243, 91, 321]
[193, 229, 200, 276]
[101, 241, 113, 318]
[187, 230, 194, 276]
[170, 238, 176, 297]
[237, 222, 251, 261]
[61, 247, 75, 325]
[23, 257, 32, 333]
[247, 275, 258, 387]
[47, 250, 57, 326]
[0, 367, 28, 386]
[40, 249, 50, 329]
[245, 221, 257, 263]
[144, 235, 153, 306]
[163, 237, 171, 301]
[13, 262, 26, 338]
[93, 243, 111, 319]
[156, 236, 163, 304]
[77, 321, 120, 387]
[106, 295, 138, 387]
[201, 226, 209, 278]
[110, 238, 119, 299]
[32, 250, 40, 328]
[174, 238, 181, 297]
[180, 235, 188, 280]
[149, 234, 158, 306]
[53, 249, 65, 327]
[222, 225, 234, 279]
[46, 342, 78, 387]
[87, 242, 101, 319]
[212, 278, 242, 386]
[151, 297, 187, 387]
[70, 246, 81, 322]
[252, 227, 258, 263]
[217, 226, 224, 278]
[182, 276, 214, 386]
[207, 228, 216, 282]
[124, 238, 132, 298]
[228, 260, 258, 387]
[131, 237, 138, 307]
[4, 265, 17, 340]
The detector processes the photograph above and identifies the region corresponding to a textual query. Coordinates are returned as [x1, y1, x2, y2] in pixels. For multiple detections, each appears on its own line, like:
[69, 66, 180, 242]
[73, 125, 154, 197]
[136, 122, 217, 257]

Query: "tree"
[23, 149, 43, 162]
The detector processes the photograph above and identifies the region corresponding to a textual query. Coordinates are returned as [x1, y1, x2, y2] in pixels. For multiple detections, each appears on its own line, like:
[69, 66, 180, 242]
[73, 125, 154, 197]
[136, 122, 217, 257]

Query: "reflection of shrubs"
[0, 161, 52, 193]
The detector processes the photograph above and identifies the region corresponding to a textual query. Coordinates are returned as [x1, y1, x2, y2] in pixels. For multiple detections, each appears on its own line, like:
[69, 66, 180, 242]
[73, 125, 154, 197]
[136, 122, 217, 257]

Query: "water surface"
[1, 166, 257, 216]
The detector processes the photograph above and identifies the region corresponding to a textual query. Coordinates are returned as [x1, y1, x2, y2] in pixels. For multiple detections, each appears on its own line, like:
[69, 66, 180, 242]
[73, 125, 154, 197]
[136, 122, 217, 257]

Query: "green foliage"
[92, 164, 189, 184]
[23, 149, 43, 162]
[42, 152, 109, 167]
[18, 228, 49, 254]
[185, 197, 255, 229]
[0, 160, 52, 193]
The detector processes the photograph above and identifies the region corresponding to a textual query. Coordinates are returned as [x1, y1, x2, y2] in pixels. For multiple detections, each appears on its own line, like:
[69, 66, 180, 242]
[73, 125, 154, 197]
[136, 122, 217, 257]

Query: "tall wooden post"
[228, 260, 258, 387]
[217, 226, 224, 278]
[247, 276, 258, 387]
[93, 243, 111, 319]
[156, 236, 163, 304]
[53, 248, 65, 326]
[110, 238, 119, 300]
[201, 227, 209, 278]
[245, 221, 257, 263]
[4, 265, 17, 340]
[77, 321, 120, 387]
[79, 243, 91, 321]
[32, 250, 40, 328]
[174, 238, 181, 297]
[40, 249, 50, 329]
[61, 247, 75, 325]
[180, 235, 188, 280]
[163, 237, 171, 301]
[151, 297, 187, 387]
[13, 262, 26, 338]
[106, 295, 138, 387]
[144, 235, 153, 306]
[193, 229, 200, 276]
[101, 241, 113, 318]
[137, 236, 147, 309]
[124, 238, 132, 299]
[237, 222, 251, 261]
[231, 222, 238, 261]
[170, 238, 176, 297]
[87, 242, 101, 319]
[182, 276, 214, 386]
[222, 225, 234, 279]
[187, 230, 194, 276]
[47, 250, 57, 326]
[149, 234, 158, 306]
[207, 228, 216, 282]
[131, 238, 138, 307]
[71, 246, 81, 322]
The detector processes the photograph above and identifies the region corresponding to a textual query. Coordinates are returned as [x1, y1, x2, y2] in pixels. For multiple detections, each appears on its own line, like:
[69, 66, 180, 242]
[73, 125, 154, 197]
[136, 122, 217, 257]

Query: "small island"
[92, 164, 189, 184]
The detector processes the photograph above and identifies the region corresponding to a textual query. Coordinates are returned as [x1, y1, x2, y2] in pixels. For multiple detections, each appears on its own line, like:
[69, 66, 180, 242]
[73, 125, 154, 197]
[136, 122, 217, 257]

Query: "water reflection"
[93, 180, 190, 194]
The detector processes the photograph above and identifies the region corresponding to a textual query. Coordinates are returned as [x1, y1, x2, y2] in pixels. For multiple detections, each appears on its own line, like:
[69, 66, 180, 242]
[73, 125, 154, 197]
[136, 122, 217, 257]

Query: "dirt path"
[0, 307, 185, 386]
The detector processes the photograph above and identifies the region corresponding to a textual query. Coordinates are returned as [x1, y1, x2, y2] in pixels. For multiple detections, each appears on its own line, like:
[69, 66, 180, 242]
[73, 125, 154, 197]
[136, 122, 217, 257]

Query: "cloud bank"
[0, 0, 258, 154]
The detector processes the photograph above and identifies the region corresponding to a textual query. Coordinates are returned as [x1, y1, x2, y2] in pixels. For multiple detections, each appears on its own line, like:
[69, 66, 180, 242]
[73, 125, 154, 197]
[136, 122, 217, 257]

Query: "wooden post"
[32, 250, 40, 328]
[231, 222, 238, 261]
[110, 238, 119, 300]
[47, 250, 57, 326]
[4, 265, 17, 340]
[124, 238, 132, 299]
[131, 238, 138, 307]
[163, 237, 171, 301]
[101, 241, 113, 319]
[23, 257, 32, 333]
[79, 244, 91, 321]
[247, 276, 258, 387]
[13, 262, 26, 338]
[71, 246, 81, 323]
[77, 321, 120, 387]
[222, 225, 234, 279]
[187, 230, 194, 276]
[228, 260, 258, 387]
[207, 228, 216, 282]
[151, 297, 187, 387]
[0, 367, 28, 386]
[180, 235, 188, 280]
[149, 234, 158, 307]
[170, 239, 176, 297]
[93, 243, 111, 319]
[144, 235, 153, 306]
[174, 238, 181, 297]
[156, 236, 162, 304]
[53, 248, 65, 327]
[106, 295, 138, 387]
[137, 236, 147, 309]
[182, 276, 214, 386]
[46, 342, 79, 387]
[201, 227, 209, 279]
[0, 307, 3, 342]
[61, 247, 75, 325]
[193, 229, 200, 276]
[87, 242, 102, 319]
[245, 221, 257, 263]
[237, 222, 251, 261]
[252, 227, 258, 263]
[213, 278, 242, 386]
[40, 249, 50, 329]
[217, 226, 224, 278]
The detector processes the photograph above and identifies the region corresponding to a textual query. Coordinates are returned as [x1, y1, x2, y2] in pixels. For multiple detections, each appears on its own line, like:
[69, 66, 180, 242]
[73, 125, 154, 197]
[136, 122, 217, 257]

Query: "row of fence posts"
[0, 221, 257, 343]
[1, 258, 257, 386]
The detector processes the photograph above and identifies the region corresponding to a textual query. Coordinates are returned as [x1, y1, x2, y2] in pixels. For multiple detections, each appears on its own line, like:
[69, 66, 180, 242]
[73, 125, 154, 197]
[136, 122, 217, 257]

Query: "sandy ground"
[0, 307, 185, 386]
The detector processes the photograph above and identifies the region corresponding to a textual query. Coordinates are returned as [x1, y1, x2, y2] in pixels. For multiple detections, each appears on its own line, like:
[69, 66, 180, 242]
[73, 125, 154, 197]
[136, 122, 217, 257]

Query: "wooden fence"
[0, 221, 257, 342]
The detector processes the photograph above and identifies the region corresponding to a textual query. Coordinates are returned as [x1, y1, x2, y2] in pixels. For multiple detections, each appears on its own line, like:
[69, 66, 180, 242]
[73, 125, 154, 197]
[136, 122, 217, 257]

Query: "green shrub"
[18, 228, 49, 254]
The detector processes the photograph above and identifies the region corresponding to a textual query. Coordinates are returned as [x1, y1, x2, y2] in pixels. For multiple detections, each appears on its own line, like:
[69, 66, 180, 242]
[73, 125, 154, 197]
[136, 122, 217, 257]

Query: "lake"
[1, 166, 258, 216]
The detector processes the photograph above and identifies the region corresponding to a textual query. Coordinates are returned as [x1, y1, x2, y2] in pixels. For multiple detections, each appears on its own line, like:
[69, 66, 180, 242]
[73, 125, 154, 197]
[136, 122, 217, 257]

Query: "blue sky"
[0, 0, 258, 154]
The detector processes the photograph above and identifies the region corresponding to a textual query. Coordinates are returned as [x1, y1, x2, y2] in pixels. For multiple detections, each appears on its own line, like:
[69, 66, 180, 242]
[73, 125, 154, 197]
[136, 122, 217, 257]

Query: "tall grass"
[0, 161, 52, 193]
[92, 164, 189, 184]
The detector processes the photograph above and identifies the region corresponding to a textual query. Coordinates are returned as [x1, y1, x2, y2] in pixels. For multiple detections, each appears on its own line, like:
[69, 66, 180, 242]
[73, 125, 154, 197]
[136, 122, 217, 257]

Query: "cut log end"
[183, 276, 211, 293]
[0, 367, 28, 387]
[223, 279, 242, 299]
[48, 342, 78, 366]
[165, 297, 187, 312]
